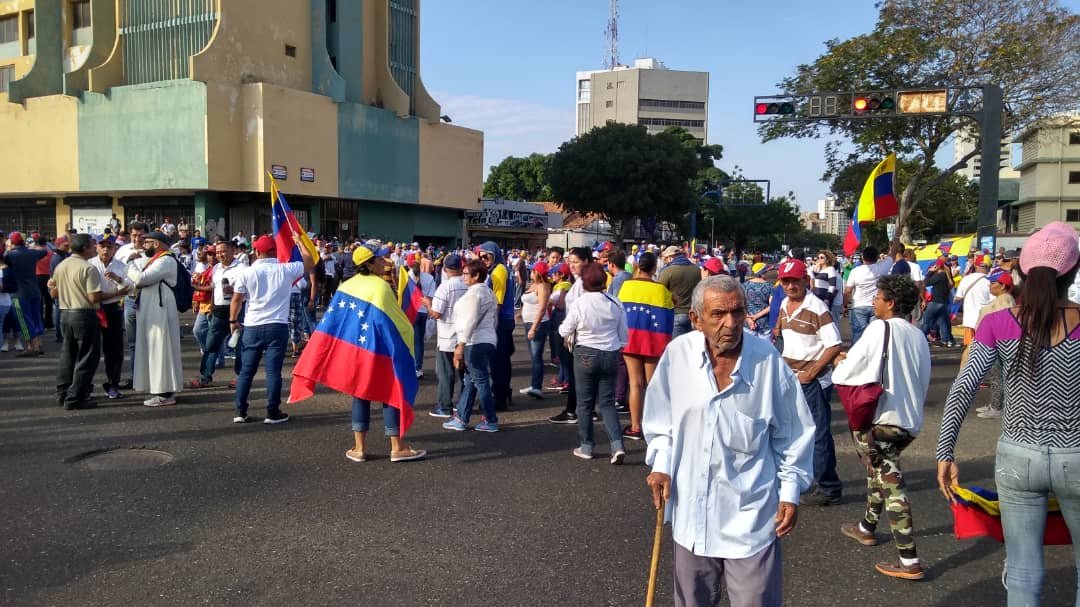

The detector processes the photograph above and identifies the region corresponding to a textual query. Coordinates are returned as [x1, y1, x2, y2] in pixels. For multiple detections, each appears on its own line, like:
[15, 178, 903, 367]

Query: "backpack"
[157, 256, 194, 313]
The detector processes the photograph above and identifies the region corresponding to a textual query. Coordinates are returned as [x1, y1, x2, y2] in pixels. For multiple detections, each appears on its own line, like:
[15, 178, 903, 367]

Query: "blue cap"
[443, 253, 463, 270]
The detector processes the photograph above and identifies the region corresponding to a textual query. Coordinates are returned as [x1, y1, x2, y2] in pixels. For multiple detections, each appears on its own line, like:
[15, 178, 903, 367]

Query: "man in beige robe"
[127, 231, 184, 406]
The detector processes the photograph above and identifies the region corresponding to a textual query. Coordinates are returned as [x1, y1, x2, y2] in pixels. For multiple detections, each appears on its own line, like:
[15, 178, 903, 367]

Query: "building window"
[1067, 209, 1080, 222]
[1069, 171, 1080, 184]
[638, 117, 705, 128]
[72, 0, 92, 29]
[285, 44, 296, 57]
[578, 79, 590, 92]
[25, 10, 34, 40]
[0, 65, 13, 94]
[1070, 132, 1080, 145]
[328, 0, 337, 23]
[0, 15, 17, 44]
[605, 100, 613, 108]
[639, 98, 706, 110]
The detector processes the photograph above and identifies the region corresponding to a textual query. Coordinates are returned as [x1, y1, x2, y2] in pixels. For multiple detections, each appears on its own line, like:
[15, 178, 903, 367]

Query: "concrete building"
[1002, 115, 1080, 232]
[800, 211, 823, 234]
[465, 199, 548, 251]
[953, 127, 1020, 182]
[816, 195, 850, 237]
[0, 0, 482, 245]
[575, 58, 708, 141]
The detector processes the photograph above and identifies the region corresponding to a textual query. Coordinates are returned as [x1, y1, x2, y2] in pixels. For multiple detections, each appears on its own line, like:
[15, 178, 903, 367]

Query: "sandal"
[345, 449, 366, 463]
[390, 447, 427, 462]
[188, 378, 212, 389]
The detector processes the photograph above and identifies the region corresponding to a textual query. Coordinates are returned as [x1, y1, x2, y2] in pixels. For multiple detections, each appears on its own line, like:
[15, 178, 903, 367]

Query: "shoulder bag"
[836, 320, 891, 432]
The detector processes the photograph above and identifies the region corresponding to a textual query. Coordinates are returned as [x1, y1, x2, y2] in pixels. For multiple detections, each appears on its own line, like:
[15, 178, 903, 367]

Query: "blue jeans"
[200, 315, 230, 382]
[672, 313, 692, 339]
[524, 321, 549, 390]
[491, 316, 515, 408]
[573, 346, 624, 453]
[351, 398, 400, 436]
[194, 311, 210, 351]
[996, 438, 1080, 607]
[803, 380, 841, 498]
[413, 312, 428, 372]
[234, 323, 289, 416]
[457, 342, 497, 424]
[921, 302, 953, 344]
[849, 306, 875, 346]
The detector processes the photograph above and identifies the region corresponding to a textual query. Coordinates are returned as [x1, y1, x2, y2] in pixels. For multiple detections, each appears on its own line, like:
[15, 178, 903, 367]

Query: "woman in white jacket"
[442, 259, 500, 433]
[832, 274, 930, 581]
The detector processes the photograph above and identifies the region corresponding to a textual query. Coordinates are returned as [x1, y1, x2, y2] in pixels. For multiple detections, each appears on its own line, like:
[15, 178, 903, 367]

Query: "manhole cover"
[69, 448, 174, 470]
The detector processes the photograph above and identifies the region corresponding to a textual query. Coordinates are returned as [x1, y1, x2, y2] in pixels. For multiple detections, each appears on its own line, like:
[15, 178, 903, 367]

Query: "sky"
[420, 0, 1077, 212]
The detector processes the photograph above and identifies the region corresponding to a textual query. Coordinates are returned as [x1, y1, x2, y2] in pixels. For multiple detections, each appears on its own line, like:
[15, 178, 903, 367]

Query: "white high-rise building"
[575, 58, 709, 141]
[817, 195, 850, 237]
[953, 128, 1020, 181]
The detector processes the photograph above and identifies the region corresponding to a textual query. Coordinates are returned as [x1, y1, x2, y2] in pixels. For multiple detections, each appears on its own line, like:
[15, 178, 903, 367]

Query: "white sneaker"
[518, 387, 543, 398]
[415, 370, 424, 379]
[978, 409, 1002, 418]
[143, 396, 177, 407]
[572, 447, 593, 460]
[975, 405, 991, 414]
[14, 340, 24, 351]
[0, 342, 8, 352]
[610, 450, 626, 465]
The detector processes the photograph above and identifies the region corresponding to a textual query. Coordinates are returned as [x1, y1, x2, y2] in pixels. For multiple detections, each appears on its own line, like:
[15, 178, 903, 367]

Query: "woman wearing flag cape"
[289, 241, 426, 463]
[936, 222, 1080, 604]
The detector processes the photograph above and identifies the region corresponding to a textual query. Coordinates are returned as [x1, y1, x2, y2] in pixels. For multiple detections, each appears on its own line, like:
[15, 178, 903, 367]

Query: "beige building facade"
[1004, 116, 1080, 233]
[575, 58, 708, 141]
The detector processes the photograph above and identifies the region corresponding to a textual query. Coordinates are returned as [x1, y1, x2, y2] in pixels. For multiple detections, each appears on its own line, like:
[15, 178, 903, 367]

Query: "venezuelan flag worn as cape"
[289, 274, 418, 437]
[618, 279, 674, 358]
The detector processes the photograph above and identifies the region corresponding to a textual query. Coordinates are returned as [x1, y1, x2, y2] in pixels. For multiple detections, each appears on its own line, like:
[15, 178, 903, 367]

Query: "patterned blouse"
[743, 280, 774, 333]
[936, 308, 1080, 461]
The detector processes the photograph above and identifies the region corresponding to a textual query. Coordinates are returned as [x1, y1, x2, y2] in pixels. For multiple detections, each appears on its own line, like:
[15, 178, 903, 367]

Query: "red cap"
[532, 261, 550, 276]
[252, 235, 276, 253]
[9, 231, 24, 246]
[406, 253, 418, 266]
[54, 235, 69, 246]
[777, 259, 808, 279]
[702, 258, 725, 275]
[551, 262, 569, 277]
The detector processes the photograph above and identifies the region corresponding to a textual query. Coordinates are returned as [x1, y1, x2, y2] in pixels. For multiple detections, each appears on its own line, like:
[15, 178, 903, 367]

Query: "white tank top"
[521, 290, 549, 323]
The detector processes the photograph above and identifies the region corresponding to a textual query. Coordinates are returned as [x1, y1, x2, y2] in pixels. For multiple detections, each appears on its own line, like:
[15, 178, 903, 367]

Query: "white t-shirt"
[846, 264, 880, 308]
[908, 262, 924, 284]
[211, 259, 242, 306]
[431, 275, 468, 352]
[233, 259, 305, 326]
[414, 270, 436, 314]
[956, 273, 993, 329]
[832, 318, 931, 435]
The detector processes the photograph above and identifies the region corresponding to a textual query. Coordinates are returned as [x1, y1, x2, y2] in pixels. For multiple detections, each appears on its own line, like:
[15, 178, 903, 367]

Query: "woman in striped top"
[936, 222, 1080, 605]
[811, 250, 838, 308]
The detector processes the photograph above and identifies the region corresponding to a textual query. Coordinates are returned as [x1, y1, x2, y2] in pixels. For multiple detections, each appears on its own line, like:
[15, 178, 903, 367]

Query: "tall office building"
[0, 0, 482, 244]
[953, 127, 1020, 182]
[1003, 115, 1080, 232]
[575, 58, 708, 141]
[817, 194, 850, 237]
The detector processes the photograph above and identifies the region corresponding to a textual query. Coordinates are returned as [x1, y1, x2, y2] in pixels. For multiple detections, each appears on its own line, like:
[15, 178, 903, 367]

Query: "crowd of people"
[3, 218, 1080, 607]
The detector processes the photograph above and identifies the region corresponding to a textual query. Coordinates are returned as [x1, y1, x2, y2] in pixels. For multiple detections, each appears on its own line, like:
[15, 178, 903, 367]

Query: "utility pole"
[604, 0, 619, 70]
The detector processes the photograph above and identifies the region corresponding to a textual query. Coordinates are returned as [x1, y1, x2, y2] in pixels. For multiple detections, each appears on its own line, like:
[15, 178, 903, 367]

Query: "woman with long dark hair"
[936, 222, 1080, 604]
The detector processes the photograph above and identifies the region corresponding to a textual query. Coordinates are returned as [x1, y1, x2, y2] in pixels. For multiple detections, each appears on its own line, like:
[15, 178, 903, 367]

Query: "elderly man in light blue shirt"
[644, 275, 816, 607]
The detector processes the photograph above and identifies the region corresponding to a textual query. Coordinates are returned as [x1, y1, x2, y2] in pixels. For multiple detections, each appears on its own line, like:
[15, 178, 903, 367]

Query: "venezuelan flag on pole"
[843, 153, 899, 256]
[269, 173, 320, 264]
[618, 280, 675, 358]
[397, 266, 424, 324]
[289, 274, 418, 437]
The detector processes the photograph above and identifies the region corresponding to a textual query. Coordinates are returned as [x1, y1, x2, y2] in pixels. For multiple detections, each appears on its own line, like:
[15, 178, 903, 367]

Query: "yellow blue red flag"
[617, 279, 674, 358]
[843, 153, 899, 256]
[269, 173, 320, 265]
[289, 274, 418, 437]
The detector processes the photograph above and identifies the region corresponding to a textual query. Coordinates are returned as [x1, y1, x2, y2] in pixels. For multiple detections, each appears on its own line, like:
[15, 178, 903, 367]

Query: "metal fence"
[120, 0, 218, 85]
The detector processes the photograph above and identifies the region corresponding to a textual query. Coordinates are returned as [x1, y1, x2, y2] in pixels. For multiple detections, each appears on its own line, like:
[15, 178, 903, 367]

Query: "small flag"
[398, 266, 424, 324]
[289, 275, 418, 437]
[951, 485, 1071, 545]
[269, 173, 320, 265]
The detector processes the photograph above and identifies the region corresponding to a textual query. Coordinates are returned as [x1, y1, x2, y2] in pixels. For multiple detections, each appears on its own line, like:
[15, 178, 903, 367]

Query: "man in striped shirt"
[777, 259, 844, 506]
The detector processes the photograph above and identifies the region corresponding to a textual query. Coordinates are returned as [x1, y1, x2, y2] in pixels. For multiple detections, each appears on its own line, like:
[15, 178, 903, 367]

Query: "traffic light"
[755, 101, 795, 116]
[852, 93, 896, 114]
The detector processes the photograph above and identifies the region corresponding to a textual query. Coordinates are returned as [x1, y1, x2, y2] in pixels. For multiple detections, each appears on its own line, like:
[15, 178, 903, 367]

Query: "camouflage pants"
[853, 425, 918, 559]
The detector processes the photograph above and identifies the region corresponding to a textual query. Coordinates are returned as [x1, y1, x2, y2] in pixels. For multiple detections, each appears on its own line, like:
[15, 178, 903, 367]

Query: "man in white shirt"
[89, 236, 133, 399]
[844, 246, 882, 345]
[229, 234, 314, 424]
[189, 239, 242, 389]
[954, 255, 993, 347]
[644, 275, 815, 607]
[902, 249, 925, 322]
[428, 253, 468, 417]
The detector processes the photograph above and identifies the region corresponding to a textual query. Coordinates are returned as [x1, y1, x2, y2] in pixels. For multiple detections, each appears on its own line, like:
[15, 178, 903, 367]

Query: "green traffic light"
[779, 102, 795, 114]
[880, 97, 896, 111]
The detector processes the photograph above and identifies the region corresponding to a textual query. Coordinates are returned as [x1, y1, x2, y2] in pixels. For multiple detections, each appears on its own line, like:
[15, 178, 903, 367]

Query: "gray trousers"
[673, 540, 782, 607]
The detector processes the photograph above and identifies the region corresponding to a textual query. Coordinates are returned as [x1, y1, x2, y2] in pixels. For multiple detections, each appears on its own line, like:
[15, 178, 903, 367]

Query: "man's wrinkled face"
[690, 289, 746, 354]
[780, 277, 807, 300]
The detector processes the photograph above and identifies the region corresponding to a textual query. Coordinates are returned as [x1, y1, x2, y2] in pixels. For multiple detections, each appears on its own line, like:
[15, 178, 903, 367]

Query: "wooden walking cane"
[645, 498, 665, 607]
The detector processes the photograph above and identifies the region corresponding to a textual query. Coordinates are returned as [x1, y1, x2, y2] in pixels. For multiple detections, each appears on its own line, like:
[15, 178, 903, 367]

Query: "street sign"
[897, 90, 948, 114]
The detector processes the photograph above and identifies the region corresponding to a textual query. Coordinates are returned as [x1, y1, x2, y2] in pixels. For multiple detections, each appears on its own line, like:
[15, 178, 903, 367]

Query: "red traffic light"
[755, 101, 796, 116]
[853, 97, 869, 111]
[755, 103, 768, 115]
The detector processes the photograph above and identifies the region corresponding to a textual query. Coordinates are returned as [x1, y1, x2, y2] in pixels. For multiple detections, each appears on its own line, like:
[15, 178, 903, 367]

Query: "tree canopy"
[482, 153, 553, 201]
[548, 123, 699, 244]
[759, 0, 1080, 242]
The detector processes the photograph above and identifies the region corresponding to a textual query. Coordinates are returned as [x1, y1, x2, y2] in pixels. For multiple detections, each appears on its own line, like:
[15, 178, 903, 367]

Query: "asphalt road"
[1, 320, 1075, 606]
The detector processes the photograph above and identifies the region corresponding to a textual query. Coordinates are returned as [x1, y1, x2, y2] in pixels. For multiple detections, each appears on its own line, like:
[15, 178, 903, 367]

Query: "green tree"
[483, 153, 554, 201]
[548, 123, 699, 246]
[701, 193, 802, 253]
[759, 0, 1080, 242]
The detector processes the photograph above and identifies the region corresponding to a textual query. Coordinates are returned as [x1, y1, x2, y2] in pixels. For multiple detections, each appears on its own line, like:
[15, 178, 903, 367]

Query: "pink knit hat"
[1019, 221, 1079, 276]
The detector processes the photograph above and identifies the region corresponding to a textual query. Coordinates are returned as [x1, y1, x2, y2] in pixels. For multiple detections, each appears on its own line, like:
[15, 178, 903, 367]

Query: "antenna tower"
[604, 0, 619, 69]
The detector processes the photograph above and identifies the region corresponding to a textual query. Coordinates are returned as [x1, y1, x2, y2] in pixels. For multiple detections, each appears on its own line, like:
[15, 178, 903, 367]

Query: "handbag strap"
[877, 320, 891, 388]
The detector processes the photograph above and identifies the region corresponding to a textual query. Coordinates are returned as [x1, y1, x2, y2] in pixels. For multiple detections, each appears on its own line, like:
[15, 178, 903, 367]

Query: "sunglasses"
[478, 253, 492, 260]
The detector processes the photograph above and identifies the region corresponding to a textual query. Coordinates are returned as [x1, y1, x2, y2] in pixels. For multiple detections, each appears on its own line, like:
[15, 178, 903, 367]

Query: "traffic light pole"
[976, 84, 1003, 253]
